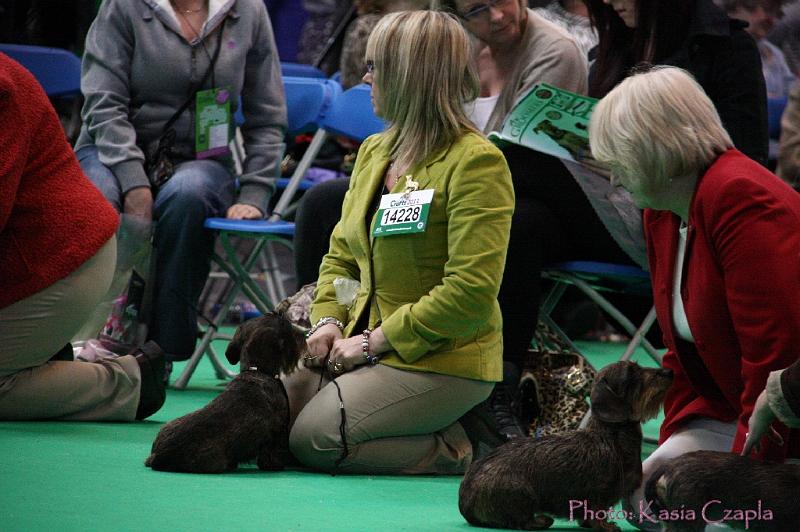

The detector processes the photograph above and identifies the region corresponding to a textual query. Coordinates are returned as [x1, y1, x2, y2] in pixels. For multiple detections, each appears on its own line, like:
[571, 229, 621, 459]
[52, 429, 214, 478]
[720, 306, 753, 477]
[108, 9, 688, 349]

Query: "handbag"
[521, 320, 597, 438]
[144, 22, 225, 190]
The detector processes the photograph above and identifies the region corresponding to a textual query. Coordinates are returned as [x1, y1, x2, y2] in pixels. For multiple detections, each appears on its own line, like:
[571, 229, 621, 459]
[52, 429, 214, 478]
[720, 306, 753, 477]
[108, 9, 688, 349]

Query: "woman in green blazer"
[285, 10, 515, 475]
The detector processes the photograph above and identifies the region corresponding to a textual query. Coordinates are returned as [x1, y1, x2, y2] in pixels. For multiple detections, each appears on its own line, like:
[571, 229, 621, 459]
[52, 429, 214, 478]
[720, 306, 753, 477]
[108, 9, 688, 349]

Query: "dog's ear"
[590, 363, 634, 422]
[225, 323, 247, 365]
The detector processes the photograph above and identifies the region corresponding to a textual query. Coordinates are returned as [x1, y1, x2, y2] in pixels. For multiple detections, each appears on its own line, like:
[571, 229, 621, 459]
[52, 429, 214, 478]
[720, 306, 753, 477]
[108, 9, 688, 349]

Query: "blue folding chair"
[280, 61, 326, 79]
[272, 83, 386, 220]
[0, 43, 83, 140]
[174, 79, 378, 389]
[540, 261, 661, 366]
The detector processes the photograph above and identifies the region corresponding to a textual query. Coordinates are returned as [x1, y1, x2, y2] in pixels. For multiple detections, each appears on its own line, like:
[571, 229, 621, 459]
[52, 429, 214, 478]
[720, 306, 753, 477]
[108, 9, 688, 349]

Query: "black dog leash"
[319, 355, 350, 471]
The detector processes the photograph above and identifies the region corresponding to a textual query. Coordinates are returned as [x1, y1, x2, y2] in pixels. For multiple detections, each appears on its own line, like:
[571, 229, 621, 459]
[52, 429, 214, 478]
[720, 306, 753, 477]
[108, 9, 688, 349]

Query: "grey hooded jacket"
[75, 0, 287, 212]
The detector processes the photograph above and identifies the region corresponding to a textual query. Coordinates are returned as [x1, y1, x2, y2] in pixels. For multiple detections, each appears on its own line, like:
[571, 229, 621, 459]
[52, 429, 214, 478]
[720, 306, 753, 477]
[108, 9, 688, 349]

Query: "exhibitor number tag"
[372, 189, 434, 237]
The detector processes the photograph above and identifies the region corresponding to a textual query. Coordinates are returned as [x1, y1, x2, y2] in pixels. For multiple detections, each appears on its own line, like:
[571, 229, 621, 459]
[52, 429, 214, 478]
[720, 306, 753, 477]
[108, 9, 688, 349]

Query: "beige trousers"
[0, 237, 141, 421]
[286, 363, 493, 475]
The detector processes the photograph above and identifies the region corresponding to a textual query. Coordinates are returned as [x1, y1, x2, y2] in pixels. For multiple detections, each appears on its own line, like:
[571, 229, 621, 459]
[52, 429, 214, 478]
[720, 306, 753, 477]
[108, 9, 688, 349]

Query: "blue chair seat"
[204, 218, 295, 236]
[540, 260, 661, 365]
[544, 261, 652, 297]
[276, 178, 314, 192]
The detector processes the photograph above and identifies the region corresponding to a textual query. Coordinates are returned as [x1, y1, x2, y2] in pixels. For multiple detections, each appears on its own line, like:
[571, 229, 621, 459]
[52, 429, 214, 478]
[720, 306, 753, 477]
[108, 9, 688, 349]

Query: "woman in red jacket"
[590, 65, 800, 529]
[0, 53, 165, 421]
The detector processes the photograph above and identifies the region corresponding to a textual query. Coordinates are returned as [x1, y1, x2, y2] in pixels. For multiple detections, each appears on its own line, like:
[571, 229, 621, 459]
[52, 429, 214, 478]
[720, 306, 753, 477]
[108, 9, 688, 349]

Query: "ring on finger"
[333, 361, 344, 373]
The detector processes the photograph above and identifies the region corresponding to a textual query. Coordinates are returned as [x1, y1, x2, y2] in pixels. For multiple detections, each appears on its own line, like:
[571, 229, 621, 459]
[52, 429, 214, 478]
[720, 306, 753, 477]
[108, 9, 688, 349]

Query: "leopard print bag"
[521, 321, 597, 438]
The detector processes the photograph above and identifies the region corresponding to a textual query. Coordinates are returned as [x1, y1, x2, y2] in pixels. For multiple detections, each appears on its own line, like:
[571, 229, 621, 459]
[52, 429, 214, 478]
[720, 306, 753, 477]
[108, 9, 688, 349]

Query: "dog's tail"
[643, 463, 671, 517]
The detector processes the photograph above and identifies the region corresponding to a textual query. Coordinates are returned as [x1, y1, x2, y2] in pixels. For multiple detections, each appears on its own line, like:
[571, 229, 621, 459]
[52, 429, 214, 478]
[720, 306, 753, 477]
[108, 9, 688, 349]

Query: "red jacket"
[0, 53, 118, 309]
[645, 149, 800, 461]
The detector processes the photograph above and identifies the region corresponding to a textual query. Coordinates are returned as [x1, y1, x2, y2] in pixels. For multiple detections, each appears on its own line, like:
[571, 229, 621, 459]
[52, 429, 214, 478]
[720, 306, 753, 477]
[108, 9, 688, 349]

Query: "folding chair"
[540, 261, 662, 442]
[173, 81, 384, 389]
[273, 83, 386, 220]
[280, 61, 326, 79]
[540, 261, 661, 366]
[0, 43, 82, 140]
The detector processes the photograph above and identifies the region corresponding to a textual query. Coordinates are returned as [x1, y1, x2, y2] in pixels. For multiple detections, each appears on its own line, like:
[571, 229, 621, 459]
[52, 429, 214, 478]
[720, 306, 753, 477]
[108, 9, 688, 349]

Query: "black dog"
[459, 361, 673, 531]
[644, 450, 800, 531]
[145, 313, 305, 473]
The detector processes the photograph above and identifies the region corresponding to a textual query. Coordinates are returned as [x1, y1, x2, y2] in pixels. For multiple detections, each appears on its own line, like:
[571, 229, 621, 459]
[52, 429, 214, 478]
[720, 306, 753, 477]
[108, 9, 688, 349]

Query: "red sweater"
[645, 149, 800, 461]
[0, 53, 118, 309]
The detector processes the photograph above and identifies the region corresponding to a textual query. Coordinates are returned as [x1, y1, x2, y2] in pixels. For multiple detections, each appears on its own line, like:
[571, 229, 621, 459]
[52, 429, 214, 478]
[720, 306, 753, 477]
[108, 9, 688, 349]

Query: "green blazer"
[310, 131, 514, 382]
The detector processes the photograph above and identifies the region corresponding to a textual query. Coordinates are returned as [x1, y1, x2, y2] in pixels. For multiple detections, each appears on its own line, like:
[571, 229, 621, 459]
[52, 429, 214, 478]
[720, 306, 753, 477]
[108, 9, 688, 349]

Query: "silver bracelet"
[306, 316, 344, 338]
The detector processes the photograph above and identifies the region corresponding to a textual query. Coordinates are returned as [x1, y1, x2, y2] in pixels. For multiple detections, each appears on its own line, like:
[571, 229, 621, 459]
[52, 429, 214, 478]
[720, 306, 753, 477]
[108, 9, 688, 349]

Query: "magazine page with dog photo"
[488, 84, 648, 270]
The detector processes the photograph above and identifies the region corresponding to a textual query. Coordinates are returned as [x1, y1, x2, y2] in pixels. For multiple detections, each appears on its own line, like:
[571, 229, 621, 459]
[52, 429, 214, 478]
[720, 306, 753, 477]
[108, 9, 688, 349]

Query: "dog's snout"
[657, 368, 673, 380]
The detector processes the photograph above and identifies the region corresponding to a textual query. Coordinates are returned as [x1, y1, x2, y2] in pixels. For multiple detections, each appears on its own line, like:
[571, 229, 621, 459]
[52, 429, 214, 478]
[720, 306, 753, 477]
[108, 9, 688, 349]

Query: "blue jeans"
[77, 146, 236, 359]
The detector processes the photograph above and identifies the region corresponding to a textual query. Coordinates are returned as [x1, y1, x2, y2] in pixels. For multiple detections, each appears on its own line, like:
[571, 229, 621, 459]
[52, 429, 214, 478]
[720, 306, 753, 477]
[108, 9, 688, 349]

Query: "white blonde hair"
[366, 11, 479, 168]
[589, 66, 733, 186]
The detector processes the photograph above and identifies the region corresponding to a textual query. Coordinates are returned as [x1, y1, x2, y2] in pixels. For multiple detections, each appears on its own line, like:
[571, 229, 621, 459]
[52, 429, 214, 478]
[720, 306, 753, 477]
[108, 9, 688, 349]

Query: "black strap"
[160, 19, 226, 136]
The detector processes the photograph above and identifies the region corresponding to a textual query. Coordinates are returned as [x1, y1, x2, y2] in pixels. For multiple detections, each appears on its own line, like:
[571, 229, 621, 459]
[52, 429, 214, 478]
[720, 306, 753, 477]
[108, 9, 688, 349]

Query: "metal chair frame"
[539, 261, 663, 443]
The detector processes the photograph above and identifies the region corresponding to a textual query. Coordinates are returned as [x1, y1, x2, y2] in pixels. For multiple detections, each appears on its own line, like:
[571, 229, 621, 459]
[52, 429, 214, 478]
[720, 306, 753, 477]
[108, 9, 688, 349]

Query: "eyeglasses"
[458, 0, 513, 21]
[365, 60, 375, 74]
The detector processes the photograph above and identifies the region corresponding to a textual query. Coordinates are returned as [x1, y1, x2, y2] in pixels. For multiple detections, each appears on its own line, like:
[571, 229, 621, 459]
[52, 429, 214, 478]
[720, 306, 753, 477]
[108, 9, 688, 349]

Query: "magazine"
[487, 83, 597, 162]
[486, 83, 648, 269]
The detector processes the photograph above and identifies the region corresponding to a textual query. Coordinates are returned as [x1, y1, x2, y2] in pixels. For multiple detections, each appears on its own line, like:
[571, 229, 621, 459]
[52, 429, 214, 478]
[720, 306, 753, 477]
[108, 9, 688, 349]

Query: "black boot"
[131, 341, 167, 420]
[458, 402, 505, 462]
[486, 361, 527, 440]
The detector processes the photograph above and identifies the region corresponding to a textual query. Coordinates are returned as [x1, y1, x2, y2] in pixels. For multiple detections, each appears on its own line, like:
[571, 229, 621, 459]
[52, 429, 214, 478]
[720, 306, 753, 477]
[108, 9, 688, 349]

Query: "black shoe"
[458, 402, 505, 462]
[132, 341, 166, 420]
[487, 362, 527, 440]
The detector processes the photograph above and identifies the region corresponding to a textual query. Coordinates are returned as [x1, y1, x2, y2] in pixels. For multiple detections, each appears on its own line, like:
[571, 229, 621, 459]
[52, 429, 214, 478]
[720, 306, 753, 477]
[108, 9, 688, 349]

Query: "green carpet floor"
[0, 337, 663, 531]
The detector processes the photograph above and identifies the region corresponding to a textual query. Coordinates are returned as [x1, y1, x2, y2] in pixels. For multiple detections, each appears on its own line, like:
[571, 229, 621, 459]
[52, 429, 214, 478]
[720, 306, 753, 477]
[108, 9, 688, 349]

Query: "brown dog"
[644, 450, 800, 531]
[144, 312, 305, 473]
[459, 361, 673, 531]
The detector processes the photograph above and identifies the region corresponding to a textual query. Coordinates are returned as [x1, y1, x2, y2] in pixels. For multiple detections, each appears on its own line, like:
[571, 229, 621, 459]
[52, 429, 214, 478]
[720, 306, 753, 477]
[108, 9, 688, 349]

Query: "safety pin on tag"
[402, 175, 419, 198]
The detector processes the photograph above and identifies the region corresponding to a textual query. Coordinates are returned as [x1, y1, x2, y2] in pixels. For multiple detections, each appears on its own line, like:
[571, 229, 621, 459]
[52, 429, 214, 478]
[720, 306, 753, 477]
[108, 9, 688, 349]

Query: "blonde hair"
[589, 66, 733, 187]
[366, 10, 479, 168]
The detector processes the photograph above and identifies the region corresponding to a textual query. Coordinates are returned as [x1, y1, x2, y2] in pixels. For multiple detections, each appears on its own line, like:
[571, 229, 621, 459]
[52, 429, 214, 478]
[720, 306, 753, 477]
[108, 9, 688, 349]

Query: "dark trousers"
[77, 146, 236, 360]
[498, 145, 635, 369]
[294, 177, 352, 289]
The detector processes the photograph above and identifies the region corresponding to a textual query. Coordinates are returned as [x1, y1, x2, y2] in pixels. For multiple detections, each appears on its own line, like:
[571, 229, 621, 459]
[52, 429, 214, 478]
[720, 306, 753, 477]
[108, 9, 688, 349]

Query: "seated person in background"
[75, 0, 287, 370]
[589, 65, 800, 530]
[0, 52, 165, 421]
[340, 0, 430, 89]
[777, 81, 800, 187]
[587, 0, 769, 166]
[717, 0, 796, 100]
[533, 0, 597, 58]
[438, 0, 641, 439]
[767, 0, 800, 76]
[285, 10, 515, 474]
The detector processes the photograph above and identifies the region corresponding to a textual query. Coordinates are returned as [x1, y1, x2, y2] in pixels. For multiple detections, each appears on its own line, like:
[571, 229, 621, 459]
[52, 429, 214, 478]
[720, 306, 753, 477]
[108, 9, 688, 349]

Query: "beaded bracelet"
[306, 316, 344, 338]
[362, 329, 380, 365]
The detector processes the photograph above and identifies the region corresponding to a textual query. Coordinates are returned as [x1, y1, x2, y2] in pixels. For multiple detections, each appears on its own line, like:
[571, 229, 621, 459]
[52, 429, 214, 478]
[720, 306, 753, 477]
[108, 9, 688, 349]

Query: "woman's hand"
[304, 323, 343, 368]
[742, 388, 783, 456]
[328, 336, 368, 373]
[327, 326, 392, 374]
[227, 203, 263, 219]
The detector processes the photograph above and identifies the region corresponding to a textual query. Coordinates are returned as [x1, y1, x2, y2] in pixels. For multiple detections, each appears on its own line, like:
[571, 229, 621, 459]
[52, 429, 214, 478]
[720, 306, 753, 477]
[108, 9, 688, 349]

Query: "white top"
[672, 222, 695, 343]
[465, 94, 500, 133]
